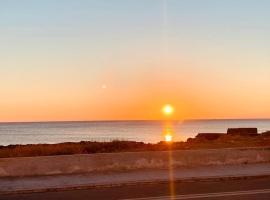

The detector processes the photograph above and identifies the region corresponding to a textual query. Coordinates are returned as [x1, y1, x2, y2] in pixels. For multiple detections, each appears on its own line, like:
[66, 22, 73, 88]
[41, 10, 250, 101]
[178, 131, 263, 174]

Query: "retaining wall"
[0, 147, 270, 177]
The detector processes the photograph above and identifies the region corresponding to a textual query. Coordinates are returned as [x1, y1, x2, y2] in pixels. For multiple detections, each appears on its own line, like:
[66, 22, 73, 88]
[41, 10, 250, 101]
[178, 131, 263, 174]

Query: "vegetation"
[0, 134, 270, 158]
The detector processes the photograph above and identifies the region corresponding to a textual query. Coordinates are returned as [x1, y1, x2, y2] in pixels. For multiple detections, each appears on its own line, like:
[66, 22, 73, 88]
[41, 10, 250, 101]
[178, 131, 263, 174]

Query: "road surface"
[1, 176, 270, 200]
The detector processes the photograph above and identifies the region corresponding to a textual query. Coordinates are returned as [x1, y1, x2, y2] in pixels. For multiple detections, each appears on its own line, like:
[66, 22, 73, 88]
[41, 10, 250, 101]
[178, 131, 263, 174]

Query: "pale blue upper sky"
[1, 0, 270, 121]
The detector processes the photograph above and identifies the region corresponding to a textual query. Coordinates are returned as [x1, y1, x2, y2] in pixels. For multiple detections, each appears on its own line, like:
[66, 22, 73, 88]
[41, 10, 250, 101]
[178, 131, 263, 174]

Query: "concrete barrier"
[0, 147, 270, 177]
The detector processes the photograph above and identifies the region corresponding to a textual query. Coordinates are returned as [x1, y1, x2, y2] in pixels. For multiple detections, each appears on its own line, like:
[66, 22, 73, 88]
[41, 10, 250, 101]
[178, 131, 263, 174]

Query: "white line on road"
[123, 188, 270, 200]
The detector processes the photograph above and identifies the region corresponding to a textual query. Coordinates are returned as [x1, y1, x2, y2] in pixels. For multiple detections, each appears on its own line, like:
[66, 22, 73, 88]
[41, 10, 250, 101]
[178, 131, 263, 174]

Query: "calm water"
[0, 120, 270, 146]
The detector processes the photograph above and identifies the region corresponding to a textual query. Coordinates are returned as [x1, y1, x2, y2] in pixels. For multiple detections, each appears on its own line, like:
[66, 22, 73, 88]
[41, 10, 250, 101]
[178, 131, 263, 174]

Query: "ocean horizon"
[0, 119, 270, 146]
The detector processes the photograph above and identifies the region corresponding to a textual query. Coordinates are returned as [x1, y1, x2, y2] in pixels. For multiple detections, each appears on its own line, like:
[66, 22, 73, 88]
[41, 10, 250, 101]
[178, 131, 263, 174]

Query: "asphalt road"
[1, 177, 270, 200]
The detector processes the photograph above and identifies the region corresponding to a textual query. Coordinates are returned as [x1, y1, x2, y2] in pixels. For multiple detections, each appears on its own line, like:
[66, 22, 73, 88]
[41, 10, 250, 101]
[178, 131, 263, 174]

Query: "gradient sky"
[1, 0, 270, 121]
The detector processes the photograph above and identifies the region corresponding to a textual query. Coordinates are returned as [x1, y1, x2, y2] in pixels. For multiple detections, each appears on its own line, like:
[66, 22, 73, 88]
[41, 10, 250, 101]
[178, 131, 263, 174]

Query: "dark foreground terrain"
[1, 176, 270, 200]
[1, 132, 270, 158]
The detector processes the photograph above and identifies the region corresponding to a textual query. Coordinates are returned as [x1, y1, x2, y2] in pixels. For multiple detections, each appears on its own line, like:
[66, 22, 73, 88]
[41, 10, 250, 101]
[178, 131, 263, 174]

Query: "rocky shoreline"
[0, 128, 270, 158]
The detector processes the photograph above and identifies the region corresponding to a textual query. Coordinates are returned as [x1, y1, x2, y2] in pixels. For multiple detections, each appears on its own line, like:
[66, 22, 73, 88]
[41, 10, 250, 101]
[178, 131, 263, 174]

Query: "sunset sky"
[1, 0, 270, 122]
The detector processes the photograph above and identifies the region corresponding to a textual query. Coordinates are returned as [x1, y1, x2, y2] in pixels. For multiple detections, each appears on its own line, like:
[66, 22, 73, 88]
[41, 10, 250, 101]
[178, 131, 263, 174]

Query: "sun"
[165, 134, 172, 142]
[162, 104, 174, 116]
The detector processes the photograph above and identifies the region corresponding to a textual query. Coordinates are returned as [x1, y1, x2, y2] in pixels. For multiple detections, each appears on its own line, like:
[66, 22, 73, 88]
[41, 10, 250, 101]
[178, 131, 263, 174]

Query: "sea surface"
[0, 119, 270, 146]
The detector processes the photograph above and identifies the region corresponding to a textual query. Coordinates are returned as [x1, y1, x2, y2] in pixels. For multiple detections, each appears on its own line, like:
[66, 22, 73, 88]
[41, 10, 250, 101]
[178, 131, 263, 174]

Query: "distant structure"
[193, 127, 259, 141]
[227, 128, 258, 136]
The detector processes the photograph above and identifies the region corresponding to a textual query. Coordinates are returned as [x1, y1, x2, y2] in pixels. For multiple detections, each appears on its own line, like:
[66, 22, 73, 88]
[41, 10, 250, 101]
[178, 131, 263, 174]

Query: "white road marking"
[123, 188, 270, 200]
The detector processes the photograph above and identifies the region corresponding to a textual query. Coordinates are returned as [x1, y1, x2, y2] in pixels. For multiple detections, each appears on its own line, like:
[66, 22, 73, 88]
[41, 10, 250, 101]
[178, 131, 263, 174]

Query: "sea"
[0, 119, 270, 146]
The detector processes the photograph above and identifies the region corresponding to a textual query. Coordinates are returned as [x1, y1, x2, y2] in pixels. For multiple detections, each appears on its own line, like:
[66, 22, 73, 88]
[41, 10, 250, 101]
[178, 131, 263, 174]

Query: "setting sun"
[162, 104, 174, 116]
[165, 134, 172, 142]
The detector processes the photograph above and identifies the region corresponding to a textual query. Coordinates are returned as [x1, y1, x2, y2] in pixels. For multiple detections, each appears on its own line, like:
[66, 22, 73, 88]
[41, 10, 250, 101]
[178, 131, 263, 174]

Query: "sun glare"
[162, 104, 174, 116]
[165, 134, 172, 142]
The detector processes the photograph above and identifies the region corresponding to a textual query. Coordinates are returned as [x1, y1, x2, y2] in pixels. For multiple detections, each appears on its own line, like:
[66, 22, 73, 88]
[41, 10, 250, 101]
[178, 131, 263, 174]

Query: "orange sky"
[1, 0, 270, 122]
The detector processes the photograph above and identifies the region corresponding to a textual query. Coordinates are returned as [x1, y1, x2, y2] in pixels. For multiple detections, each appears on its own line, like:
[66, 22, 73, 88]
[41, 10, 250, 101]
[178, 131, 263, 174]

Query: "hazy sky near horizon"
[1, 0, 270, 121]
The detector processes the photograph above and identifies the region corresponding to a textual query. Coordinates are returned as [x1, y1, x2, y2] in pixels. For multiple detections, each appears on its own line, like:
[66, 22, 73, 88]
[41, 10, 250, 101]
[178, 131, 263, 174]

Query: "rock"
[195, 133, 224, 140]
[262, 131, 270, 136]
[227, 128, 258, 136]
[186, 138, 193, 143]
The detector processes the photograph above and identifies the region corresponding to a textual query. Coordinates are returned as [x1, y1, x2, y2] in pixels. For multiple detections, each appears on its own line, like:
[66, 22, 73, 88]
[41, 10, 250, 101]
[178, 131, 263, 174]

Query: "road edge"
[1, 174, 270, 195]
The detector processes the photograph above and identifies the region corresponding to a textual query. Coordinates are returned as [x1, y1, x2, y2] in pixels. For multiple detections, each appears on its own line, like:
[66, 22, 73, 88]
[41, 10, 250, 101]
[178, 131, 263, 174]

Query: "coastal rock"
[262, 131, 270, 136]
[195, 133, 224, 141]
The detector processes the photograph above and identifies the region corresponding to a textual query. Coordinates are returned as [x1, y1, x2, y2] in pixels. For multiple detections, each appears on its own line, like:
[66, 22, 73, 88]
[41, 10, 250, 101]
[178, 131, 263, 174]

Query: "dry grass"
[0, 141, 164, 158]
[0, 135, 270, 158]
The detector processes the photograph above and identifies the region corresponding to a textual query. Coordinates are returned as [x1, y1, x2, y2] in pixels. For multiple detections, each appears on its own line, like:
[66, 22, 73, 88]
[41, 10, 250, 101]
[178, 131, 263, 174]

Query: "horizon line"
[1, 118, 270, 124]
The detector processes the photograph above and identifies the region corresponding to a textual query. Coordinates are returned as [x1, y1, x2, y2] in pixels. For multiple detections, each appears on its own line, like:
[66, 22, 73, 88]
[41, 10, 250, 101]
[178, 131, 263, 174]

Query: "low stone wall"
[0, 147, 270, 177]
